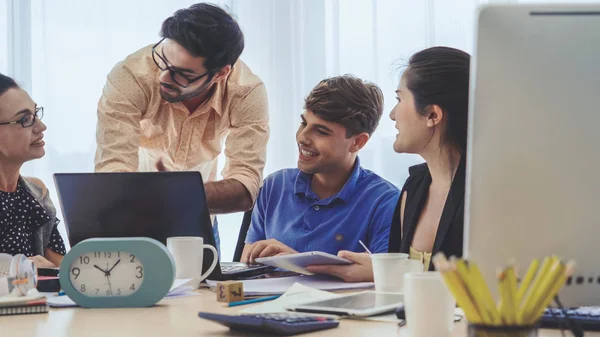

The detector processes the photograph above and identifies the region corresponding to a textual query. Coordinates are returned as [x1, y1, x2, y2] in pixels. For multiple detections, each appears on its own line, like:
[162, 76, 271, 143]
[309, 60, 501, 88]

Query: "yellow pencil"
[505, 265, 519, 324]
[455, 258, 493, 324]
[470, 262, 501, 325]
[518, 256, 553, 320]
[528, 261, 575, 324]
[523, 259, 563, 323]
[497, 269, 511, 324]
[432, 253, 483, 324]
[516, 259, 539, 306]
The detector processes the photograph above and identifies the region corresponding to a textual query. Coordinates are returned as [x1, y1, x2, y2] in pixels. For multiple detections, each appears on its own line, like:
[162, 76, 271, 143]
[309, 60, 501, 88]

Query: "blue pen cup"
[468, 324, 538, 337]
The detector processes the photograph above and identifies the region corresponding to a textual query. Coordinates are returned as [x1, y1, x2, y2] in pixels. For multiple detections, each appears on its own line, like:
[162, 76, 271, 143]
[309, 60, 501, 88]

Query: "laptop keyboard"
[221, 263, 263, 273]
[540, 307, 600, 331]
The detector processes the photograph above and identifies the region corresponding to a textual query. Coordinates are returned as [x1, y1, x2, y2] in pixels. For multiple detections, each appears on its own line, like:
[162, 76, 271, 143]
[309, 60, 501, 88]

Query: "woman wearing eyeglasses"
[0, 73, 66, 268]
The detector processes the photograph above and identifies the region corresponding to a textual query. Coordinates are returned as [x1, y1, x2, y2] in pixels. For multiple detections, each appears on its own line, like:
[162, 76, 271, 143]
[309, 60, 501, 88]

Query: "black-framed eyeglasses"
[152, 38, 212, 88]
[0, 106, 44, 128]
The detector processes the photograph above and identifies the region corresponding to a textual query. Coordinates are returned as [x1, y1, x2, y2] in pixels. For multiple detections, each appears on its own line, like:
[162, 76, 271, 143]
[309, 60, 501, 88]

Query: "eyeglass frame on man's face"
[0, 106, 44, 128]
[152, 38, 212, 88]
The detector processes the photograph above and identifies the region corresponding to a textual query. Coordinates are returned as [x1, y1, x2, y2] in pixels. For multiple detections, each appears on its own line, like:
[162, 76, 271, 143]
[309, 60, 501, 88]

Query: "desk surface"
[1, 290, 596, 337]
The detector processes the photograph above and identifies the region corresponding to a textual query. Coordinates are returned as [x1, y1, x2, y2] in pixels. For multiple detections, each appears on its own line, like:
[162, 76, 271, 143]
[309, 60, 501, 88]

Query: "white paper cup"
[371, 253, 421, 293]
[166, 236, 218, 281]
[404, 272, 455, 337]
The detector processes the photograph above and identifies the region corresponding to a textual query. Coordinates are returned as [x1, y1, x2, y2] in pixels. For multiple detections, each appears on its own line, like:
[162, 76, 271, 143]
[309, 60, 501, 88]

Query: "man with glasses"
[95, 3, 269, 229]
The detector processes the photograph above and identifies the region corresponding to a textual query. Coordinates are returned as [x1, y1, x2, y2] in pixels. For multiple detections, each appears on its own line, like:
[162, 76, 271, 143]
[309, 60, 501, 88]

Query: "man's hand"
[28, 255, 58, 269]
[241, 239, 298, 264]
[156, 158, 167, 172]
[305, 251, 374, 283]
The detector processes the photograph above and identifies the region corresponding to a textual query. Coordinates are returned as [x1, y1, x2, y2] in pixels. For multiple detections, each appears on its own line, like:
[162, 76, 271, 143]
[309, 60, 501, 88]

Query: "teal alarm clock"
[59, 237, 175, 308]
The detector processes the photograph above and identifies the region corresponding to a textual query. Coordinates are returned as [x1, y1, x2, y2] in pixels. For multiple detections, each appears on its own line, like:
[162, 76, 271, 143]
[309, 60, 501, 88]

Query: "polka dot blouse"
[0, 181, 66, 257]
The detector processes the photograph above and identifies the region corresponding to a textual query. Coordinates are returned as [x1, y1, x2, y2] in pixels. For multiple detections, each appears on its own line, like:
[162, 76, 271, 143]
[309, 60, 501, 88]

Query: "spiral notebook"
[0, 292, 48, 316]
[0, 300, 48, 316]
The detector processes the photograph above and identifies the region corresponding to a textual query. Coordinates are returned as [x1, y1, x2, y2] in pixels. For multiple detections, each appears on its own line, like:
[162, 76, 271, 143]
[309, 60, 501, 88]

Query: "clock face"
[68, 251, 144, 297]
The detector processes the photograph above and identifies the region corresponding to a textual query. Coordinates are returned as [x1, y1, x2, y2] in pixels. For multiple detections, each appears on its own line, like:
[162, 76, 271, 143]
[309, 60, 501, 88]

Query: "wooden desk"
[1, 290, 595, 337]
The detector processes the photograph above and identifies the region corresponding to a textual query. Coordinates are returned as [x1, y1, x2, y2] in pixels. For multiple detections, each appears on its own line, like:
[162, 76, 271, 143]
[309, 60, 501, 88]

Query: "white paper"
[207, 275, 373, 296]
[46, 295, 77, 308]
[168, 278, 197, 295]
[241, 283, 340, 314]
[46, 278, 199, 308]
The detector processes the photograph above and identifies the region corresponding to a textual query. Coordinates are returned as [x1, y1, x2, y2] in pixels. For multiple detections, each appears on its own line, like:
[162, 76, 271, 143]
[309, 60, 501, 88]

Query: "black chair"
[233, 209, 253, 262]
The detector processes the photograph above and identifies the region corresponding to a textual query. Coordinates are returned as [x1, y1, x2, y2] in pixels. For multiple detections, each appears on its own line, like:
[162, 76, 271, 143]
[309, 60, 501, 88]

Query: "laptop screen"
[53, 171, 222, 280]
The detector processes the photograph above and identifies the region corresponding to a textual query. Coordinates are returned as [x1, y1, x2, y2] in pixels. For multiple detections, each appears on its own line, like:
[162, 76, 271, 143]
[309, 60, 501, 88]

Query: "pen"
[58, 291, 66, 296]
[358, 240, 372, 255]
[227, 295, 281, 307]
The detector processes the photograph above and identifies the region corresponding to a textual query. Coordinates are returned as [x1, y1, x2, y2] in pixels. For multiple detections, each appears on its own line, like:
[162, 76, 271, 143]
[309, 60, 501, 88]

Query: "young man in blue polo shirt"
[241, 75, 400, 264]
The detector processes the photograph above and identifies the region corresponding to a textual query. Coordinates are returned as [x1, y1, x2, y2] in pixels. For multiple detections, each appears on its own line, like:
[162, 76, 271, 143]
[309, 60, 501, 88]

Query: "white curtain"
[1, 0, 594, 261]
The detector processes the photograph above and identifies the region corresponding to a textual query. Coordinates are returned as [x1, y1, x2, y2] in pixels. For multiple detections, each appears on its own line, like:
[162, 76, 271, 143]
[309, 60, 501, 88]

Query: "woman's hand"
[28, 255, 58, 269]
[306, 251, 374, 283]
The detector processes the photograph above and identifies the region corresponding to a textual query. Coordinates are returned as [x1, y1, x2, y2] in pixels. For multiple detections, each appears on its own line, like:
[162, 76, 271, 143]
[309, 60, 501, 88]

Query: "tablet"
[255, 251, 353, 275]
[286, 291, 404, 317]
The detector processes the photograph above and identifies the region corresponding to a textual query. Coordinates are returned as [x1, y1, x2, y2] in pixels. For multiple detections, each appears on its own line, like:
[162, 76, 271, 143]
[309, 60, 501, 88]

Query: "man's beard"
[159, 82, 208, 103]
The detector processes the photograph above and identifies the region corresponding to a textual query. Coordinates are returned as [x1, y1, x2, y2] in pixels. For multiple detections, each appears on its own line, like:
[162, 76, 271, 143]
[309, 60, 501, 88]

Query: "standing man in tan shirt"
[95, 3, 268, 212]
[95, 3, 269, 252]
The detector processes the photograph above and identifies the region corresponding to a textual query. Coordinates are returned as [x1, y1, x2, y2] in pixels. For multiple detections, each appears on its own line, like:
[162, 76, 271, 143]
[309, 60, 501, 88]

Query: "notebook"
[0, 298, 48, 316]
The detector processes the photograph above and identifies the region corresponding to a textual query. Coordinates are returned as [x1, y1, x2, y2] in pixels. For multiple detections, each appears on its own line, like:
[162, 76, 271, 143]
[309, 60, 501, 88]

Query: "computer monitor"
[465, 4, 600, 307]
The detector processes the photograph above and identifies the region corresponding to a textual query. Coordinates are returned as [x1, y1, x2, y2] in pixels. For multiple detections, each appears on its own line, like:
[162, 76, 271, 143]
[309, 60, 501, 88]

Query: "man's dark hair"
[304, 75, 384, 138]
[0, 73, 18, 96]
[160, 3, 244, 71]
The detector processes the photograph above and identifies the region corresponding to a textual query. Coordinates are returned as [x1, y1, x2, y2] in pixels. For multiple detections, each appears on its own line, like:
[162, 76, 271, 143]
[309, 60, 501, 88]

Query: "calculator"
[198, 312, 340, 335]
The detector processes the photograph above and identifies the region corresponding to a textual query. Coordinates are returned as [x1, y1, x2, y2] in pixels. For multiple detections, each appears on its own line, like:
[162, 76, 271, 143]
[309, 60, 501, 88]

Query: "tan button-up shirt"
[95, 45, 269, 203]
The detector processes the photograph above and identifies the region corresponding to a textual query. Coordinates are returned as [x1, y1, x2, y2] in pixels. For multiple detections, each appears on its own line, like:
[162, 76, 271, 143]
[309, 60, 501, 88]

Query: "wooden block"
[216, 281, 244, 303]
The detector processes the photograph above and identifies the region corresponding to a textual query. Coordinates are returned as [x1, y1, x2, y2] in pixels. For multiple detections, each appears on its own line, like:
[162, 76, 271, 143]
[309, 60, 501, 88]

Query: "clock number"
[130, 284, 136, 291]
[80, 284, 86, 293]
[71, 267, 80, 280]
[95, 288, 100, 295]
[79, 256, 90, 264]
[104, 252, 111, 259]
[94, 252, 101, 258]
[136, 266, 144, 279]
[117, 288, 122, 295]
[117, 251, 120, 258]
[130, 254, 136, 263]
[106, 290, 111, 295]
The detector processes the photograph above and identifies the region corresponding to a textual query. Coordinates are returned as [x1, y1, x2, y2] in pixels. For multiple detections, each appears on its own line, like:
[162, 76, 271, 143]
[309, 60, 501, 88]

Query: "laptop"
[53, 171, 274, 281]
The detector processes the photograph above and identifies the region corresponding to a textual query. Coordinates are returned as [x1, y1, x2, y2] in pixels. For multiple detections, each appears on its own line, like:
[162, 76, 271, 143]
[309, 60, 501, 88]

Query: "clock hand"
[106, 259, 121, 275]
[105, 262, 113, 295]
[105, 273, 113, 295]
[93, 264, 108, 275]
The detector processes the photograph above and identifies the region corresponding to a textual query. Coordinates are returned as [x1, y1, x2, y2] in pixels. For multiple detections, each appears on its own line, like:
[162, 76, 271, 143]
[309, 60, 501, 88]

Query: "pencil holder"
[468, 324, 538, 337]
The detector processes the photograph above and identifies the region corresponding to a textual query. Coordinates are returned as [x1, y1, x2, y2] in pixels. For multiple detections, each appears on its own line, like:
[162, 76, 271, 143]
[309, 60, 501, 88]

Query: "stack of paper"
[0, 289, 48, 315]
[207, 275, 373, 296]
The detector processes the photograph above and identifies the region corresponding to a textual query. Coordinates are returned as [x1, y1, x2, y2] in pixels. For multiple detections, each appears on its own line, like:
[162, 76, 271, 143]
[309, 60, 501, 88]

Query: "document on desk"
[240, 283, 340, 314]
[206, 275, 374, 296]
[46, 279, 199, 307]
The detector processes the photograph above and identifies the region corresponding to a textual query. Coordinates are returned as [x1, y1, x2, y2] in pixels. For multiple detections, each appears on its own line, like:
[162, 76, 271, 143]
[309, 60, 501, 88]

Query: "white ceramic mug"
[404, 272, 455, 337]
[371, 253, 421, 293]
[166, 237, 218, 281]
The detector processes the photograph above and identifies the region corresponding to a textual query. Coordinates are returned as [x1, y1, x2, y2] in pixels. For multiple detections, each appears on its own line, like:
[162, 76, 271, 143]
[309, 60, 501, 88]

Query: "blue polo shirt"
[245, 158, 400, 254]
